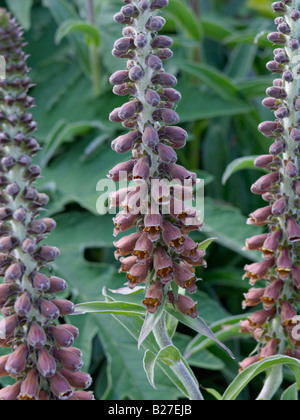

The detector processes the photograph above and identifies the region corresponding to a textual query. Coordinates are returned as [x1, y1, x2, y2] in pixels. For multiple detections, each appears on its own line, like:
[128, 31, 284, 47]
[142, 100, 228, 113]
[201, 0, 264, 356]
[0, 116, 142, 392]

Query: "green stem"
[86, 0, 101, 96]
[153, 314, 204, 401]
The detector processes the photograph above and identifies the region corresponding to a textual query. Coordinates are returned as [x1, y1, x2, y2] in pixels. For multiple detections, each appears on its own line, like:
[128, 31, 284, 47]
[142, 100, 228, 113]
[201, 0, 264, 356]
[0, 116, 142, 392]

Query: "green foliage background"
[1, 0, 294, 400]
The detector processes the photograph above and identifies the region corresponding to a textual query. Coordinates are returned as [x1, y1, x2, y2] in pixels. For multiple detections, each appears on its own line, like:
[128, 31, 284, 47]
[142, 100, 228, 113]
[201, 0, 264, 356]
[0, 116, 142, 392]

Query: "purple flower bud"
[156, 48, 173, 60]
[165, 163, 196, 183]
[266, 86, 287, 98]
[267, 32, 286, 44]
[139, 0, 150, 10]
[114, 232, 141, 258]
[14, 292, 32, 317]
[51, 299, 74, 316]
[114, 12, 133, 25]
[262, 279, 283, 309]
[290, 38, 299, 50]
[118, 100, 142, 120]
[61, 369, 92, 390]
[283, 70, 294, 82]
[159, 126, 188, 148]
[277, 247, 292, 279]
[145, 54, 162, 70]
[262, 97, 279, 110]
[286, 161, 298, 178]
[28, 219, 47, 234]
[244, 234, 269, 251]
[5, 182, 20, 196]
[261, 229, 282, 258]
[154, 108, 180, 125]
[35, 246, 60, 262]
[157, 143, 177, 164]
[19, 369, 40, 401]
[287, 216, 300, 242]
[143, 281, 163, 314]
[145, 89, 161, 107]
[258, 121, 283, 138]
[150, 0, 169, 9]
[278, 22, 291, 34]
[48, 276, 67, 293]
[266, 61, 283, 73]
[162, 220, 185, 253]
[5, 263, 22, 281]
[270, 139, 285, 155]
[272, 1, 286, 12]
[272, 197, 287, 215]
[32, 272, 50, 292]
[151, 73, 177, 87]
[121, 4, 138, 17]
[160, 88, 181, 103]
[275, 106, 289, 118]
[0, 381, 22, 400]
[142, 124, 159, 147]
[22, 238, 36, 254]
[133, 155, 150, 181]
[134, 33, 148, 48]
[49, 372, 73, 400]
[244, 258, 276, 285]
[53, 348, 83, 372]
[248, 206, 273, 225]
[5, 343, 28, 375]
[37, 348, 56, 378]
[112, 131, 140, 153]
[0, 314, 19, 339]
[58, 324, 79, 339]
[254, 155, 275, 169]
[129, 65, 144, 81]
[113, 212, 139, 236]
[173, 262, 197, 293]
[39, 298, 60, 320]
[291, 10, 300, 21]
[49, 326, 75, 348]
[109, 70, 129, 86]
[253, 172, 280, 192]
[108, 160, 135, 182]
[114, 37, 134, 53]
[27, 322, 46, 349]
[146, 16, 166, 32]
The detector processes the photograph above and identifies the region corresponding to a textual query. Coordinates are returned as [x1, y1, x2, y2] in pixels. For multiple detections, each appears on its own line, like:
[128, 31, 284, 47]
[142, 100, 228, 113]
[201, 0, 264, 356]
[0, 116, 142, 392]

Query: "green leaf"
[222, 356, 300, 401]
[281, 383, 298, 401]
[6, 0, 33, 30]
[138, 296, 166, 349]
[177, 61, 240, 102]
[165, 305, 234, 360]
[42, 0, 91, 75]
[203, 198, 263, 261]
[222, 155, 260, 185]
[41, 120, 104, 166]
[246, 0, 274, 17]
[202, 387, 222, 401]
[55, 19, 102, 47]
[74, 301, 146, 316]
[198, 237, 217, 251]
[165, 0, 202, 41]
[184, 314, 249, 359]
[143, 345, 182, 390]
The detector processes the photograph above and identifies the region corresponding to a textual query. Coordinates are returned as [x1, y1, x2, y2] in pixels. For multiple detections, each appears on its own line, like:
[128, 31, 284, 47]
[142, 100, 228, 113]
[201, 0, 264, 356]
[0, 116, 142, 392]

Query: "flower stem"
[86, 0, 101, 96]
[153, 314, 204, 401]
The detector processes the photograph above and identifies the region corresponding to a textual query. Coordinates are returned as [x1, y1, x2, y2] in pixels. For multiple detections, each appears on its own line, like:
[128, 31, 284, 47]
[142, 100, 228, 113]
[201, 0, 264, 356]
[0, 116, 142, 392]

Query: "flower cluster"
[0, 9, 93, 400]
[240, 0, 300, 371]
[109, 0, 206, 317]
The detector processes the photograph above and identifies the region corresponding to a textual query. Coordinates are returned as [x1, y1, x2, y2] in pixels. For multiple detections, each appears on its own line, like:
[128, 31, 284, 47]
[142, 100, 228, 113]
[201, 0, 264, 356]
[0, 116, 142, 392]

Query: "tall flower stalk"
[241, 0, 300, 395]
[0, 9, 93, 400]
[109, 0, 206, 400]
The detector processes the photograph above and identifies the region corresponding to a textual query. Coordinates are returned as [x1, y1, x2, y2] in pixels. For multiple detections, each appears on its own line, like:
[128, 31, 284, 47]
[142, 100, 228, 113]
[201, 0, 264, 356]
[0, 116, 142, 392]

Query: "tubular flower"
[0, 9, 93, 400]
[240, 0, 300, 370]
[109, 0, 205, 316]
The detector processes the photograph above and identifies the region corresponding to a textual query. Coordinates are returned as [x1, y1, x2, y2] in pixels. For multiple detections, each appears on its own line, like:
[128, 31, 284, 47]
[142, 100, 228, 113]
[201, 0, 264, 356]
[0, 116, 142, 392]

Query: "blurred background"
[0, 0, 289, 400]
